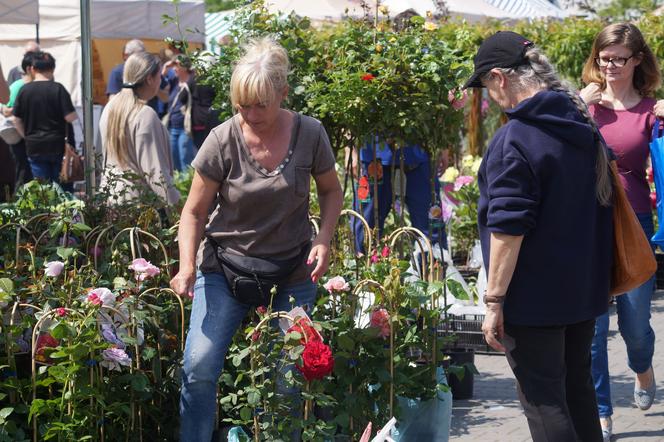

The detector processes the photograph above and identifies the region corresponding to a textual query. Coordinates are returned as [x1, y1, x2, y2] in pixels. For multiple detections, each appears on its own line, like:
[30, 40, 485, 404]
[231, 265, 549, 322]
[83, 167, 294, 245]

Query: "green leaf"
[49, 322, 70, 340]
[56, 247, 74, 260]
[71, 223, 91, 233]
[131, 374, 149, 392]
[0, 278, 14, 294]
[246, 389, 261, 406]
[113, 277, 129, 290]
[0, 407, 13, 420]
[239, 406, 252, 422]
[337, 334, 355, 352]
[446, 278, 469, 301]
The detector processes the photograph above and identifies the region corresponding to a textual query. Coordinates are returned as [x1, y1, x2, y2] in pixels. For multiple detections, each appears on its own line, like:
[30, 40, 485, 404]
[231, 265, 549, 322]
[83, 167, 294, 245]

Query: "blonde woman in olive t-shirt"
[170, 38, 343, 442]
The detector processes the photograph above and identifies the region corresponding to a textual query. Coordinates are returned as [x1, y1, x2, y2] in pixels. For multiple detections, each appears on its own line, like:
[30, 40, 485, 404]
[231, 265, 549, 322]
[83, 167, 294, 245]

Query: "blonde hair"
[105, 52, 161, 167]
[230, 37, 289, 108]
[582, 23, 661, 97]
[485, 47, 612, 206]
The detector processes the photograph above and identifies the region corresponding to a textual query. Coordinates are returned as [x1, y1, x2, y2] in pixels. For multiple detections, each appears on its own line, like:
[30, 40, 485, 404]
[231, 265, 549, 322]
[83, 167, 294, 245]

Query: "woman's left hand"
[482, 303, 506, 352]
[307, 240, 330, 284]
[654, 99, 664, 118]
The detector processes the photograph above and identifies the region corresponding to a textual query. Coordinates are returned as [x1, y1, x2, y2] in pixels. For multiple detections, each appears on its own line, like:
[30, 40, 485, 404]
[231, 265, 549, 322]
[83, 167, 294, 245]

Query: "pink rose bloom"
[87, 293, 102, 306]
[370, 308, 391, 338]
[448, 89, 468, 110]
[129, 258, 160, 281]
[44, 261, 64, 277]
[56, 307, 67, 317]
[651, 191, 657, 210]
[381, 246, 390, 258]
[453, 175, 474, 191]
[324, 276, 349, 293]
[370, 253, 379, 264]
[89, 287, 116, 306]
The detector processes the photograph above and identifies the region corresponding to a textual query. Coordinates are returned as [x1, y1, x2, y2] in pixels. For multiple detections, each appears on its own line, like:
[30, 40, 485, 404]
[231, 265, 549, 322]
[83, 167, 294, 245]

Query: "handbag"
[209, 237, 309, 306]
[0, 114, 22, 145]
[610, 160, 657, 295]
[60, 128, 84, 183]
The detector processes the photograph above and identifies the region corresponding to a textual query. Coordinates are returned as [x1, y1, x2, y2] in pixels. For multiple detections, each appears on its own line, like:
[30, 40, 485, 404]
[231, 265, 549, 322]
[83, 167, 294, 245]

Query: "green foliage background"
[197, 2, 664, 159]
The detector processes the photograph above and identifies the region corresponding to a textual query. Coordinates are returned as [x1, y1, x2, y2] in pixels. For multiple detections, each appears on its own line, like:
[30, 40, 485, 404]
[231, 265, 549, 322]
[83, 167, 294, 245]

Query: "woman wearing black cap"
[466, 31, 613, 441]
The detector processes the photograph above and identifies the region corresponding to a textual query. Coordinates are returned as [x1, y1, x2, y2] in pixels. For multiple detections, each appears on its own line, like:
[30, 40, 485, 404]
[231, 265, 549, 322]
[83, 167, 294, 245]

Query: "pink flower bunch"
[56, 307, 67, 317]
[453, 175, 474, 191]
[324, 276, 349, 293]
[448, 89, 468, 110]
[128, 258, 160, 281]
[370, 308, 391, 338]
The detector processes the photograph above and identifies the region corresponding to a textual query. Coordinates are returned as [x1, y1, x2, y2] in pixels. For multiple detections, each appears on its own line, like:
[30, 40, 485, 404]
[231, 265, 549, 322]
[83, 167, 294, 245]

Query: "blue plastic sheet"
[650, 123, 664, 247]
[391, 367, 453, 441]
[227, 426, 250, 442]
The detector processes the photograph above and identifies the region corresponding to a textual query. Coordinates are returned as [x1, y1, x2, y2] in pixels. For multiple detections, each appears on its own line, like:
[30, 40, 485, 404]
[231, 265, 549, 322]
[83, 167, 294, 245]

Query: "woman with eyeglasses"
[580, 22, 663, 441]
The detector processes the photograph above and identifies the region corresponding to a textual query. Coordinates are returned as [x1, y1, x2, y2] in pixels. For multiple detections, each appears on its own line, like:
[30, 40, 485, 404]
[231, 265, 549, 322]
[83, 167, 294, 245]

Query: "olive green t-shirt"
[192, 112, 336, 283]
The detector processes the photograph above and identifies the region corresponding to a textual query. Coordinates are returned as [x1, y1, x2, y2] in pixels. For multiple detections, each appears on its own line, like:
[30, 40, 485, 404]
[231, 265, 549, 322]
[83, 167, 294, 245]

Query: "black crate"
[439, 313, 503, 355]
[657, 253, 664, 290]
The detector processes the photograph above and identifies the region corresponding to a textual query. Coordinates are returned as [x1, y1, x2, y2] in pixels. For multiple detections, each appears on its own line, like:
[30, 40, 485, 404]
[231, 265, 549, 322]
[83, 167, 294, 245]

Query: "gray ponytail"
[489, 47, 613, 207]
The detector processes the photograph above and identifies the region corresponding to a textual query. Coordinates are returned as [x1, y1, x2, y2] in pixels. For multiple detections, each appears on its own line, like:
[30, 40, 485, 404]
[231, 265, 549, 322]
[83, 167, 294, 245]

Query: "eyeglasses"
[595, 55, 633, 68]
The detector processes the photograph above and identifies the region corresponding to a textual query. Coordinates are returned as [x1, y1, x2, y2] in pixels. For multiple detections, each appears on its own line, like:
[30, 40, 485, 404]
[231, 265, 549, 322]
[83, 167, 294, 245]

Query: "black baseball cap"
[463, 31, 534, 89]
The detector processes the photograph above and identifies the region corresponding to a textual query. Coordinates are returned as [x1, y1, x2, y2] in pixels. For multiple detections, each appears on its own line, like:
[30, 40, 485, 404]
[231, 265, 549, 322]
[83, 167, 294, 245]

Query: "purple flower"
[101, 323, 126, 349]
[100, 348, 132, 371]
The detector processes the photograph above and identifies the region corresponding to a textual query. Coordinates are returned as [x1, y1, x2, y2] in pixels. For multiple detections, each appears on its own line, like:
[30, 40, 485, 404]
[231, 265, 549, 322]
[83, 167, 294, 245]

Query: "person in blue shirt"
[106, 39, 172, 114]
[350, 136, 444, 253]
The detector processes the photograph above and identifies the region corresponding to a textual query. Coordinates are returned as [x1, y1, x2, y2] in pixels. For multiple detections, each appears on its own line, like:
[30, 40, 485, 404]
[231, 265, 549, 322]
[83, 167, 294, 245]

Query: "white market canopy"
[267, 0, 568, 22]
[0, 0, 38, 24]
[381, 0, 516, 21]
[265, 0, 365, 21]
[0, 0, 204, 105]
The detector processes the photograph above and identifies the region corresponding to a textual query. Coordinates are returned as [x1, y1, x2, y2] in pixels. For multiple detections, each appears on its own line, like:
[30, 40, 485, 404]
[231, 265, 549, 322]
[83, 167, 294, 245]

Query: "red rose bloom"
[287, 318, 321, 345]
[361, 73, 375, 81]
[35, 333, 60, 363]
[651, 191, 657, 209]
[297, 340, 334, 381]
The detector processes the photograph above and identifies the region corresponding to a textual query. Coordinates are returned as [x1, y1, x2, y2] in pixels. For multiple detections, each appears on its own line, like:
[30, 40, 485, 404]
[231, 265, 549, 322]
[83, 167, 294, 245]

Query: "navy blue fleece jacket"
[478, 90, 613, 326]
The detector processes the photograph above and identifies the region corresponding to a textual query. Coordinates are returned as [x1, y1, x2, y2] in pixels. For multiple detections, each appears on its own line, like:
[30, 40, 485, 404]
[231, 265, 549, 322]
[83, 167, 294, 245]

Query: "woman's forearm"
[486, 232, 524, 299]
[177, 210, 208, 274]
[316, 187, 343, 243]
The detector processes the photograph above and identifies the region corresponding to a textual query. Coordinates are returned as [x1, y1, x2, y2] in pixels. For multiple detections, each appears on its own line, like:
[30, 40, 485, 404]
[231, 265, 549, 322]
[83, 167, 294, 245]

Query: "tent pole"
[80, 0, 95, 196]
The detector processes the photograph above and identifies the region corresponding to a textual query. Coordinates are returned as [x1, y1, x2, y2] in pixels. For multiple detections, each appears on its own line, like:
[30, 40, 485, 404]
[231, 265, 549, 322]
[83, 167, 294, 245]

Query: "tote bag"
[610, 160, 657, 295]
[649, 123, 664, 247]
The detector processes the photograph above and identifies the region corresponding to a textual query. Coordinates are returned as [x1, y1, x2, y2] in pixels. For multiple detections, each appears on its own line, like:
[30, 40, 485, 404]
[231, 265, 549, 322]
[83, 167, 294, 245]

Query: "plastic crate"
[439, 314, 503, 355]
[656, 253, 664, 290]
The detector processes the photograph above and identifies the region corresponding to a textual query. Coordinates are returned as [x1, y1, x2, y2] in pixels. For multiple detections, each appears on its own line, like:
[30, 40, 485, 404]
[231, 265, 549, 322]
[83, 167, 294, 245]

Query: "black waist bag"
[210, 239, 308, 306]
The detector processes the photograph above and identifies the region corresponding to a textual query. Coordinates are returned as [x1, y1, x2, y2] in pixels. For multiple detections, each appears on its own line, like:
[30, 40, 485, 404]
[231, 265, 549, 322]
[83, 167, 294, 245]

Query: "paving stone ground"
[450, 290, 664, 441]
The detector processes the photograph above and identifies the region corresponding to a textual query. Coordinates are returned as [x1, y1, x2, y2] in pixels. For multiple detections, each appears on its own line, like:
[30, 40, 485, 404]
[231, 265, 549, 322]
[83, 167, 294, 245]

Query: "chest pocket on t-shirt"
[295, 166, 311, 198]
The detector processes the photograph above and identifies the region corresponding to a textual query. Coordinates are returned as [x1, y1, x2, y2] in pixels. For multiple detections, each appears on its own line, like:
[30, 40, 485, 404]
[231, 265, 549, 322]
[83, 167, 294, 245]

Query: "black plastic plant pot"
[445, 348, 475, 400]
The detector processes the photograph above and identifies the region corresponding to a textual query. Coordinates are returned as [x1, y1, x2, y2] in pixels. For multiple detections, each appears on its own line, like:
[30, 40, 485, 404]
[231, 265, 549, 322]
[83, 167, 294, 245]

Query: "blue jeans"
[351, 160, 446, 253]
[170, 127, 195, 172]
[591, 212, 655, 418]
[28, 153, 62, 183]
[180, 271, 316, 442]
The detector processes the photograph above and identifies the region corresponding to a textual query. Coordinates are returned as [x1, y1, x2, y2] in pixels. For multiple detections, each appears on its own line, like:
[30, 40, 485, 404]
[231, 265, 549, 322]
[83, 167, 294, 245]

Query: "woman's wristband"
[483, 295, 505, 305]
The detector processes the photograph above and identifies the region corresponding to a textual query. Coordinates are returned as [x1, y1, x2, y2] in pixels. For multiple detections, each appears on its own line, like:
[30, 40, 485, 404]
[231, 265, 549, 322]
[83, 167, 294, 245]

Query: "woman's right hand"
[170, 270, 196, 299]
[579, 83, 602, 106]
